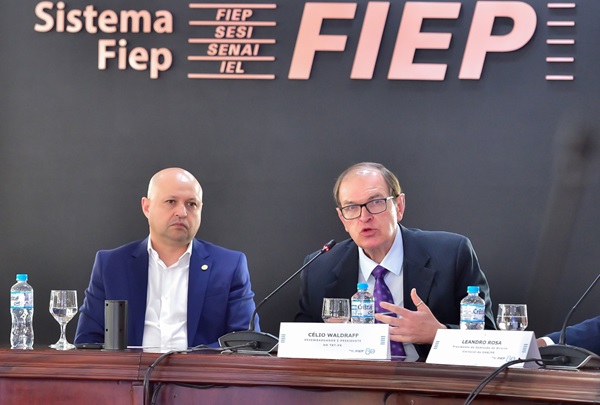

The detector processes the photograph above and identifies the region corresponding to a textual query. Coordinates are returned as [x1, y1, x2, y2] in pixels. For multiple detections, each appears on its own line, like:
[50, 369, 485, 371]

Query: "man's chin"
[164, 227, 199, 244]
[356, 238, 385, 252]
[355, 233, 380, 245]
[166, 232, 192, 245]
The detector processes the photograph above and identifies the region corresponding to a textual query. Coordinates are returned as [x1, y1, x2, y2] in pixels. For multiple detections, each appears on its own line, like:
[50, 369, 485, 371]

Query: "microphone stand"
[539, 273, 600, 369]
[218, 240, 336, 353]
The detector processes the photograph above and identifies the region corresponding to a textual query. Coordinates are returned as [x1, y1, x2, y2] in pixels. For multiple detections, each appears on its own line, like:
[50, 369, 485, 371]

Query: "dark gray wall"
[1, 0, 598, 345]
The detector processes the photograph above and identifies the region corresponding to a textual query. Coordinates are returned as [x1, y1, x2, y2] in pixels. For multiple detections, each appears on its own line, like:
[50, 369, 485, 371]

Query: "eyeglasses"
[339, 196, 396, 220]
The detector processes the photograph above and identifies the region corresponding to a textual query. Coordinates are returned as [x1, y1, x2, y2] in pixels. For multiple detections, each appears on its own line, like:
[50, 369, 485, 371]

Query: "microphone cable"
[143, 342, 257, 405]
[463, 358, 546, 405]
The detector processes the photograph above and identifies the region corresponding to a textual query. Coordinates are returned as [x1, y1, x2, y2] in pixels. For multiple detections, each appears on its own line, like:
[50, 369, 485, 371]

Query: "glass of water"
[49, 290, 78, 350]
[497, 304, 528, 331]
[322, 298, 350, 323]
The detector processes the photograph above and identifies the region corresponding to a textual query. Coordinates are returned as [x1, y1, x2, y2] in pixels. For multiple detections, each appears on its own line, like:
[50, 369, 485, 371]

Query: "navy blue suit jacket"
[547, 316, 600, 356]
[296, 226, 495, 357]
[75, 238, 259, 347]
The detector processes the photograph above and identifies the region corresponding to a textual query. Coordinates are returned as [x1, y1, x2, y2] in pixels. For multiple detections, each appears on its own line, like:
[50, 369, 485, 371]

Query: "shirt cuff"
[541, 336, 555, 346]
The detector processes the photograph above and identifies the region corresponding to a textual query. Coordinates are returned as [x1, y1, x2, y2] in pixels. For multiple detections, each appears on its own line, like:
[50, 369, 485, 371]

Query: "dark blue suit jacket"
[75, 238, 259, 347]
[547, 316, 600, 356]
[295, 226, 496, 357]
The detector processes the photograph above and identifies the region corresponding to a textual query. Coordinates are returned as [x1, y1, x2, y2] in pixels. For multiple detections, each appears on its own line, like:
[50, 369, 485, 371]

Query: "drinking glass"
[497, 304, 528, 331]
[322, 298, 350, 323]
[49, 290, 78, 350]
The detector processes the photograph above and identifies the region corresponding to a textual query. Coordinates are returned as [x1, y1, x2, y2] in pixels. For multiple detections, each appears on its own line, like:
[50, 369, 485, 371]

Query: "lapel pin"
[201, 264, 209, 271]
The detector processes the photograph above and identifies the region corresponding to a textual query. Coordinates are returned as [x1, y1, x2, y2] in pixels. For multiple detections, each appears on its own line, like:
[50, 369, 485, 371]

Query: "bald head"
[147, 168, 202, 200]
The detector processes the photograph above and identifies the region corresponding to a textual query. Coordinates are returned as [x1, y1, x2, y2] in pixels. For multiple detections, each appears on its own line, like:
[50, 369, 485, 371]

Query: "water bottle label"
[351, 301, 374, 318]
[11, 291, 33, 309]
[460, 303, 485, 322]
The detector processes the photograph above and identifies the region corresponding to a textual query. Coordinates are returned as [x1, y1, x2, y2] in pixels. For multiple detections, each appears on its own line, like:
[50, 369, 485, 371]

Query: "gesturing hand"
[374, 288, 446, 345]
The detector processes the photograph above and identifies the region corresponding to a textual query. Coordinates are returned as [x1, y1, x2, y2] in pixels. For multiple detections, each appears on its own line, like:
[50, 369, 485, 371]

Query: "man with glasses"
[295, 162, 495, 359]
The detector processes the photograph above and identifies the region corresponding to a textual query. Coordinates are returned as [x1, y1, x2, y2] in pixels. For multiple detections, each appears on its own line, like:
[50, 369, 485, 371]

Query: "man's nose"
[175, 203, 187, 217]
[358, 205, 372, 221]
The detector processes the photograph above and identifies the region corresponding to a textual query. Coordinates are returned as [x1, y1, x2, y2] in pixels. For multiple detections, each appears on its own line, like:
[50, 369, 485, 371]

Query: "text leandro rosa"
[461, 340, 502, 345]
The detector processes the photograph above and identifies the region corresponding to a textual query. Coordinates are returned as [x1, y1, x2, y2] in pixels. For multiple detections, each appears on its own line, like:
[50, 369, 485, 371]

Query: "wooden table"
[0, 347, 598, 404]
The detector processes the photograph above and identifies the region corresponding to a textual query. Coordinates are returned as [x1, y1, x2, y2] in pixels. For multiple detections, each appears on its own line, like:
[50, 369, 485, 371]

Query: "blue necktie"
[372, 265, 406, 357]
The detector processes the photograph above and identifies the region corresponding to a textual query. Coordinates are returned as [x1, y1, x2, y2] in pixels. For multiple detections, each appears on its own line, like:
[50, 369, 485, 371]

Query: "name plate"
[426, 329, 540, 368]
[277, 322, 390, 360]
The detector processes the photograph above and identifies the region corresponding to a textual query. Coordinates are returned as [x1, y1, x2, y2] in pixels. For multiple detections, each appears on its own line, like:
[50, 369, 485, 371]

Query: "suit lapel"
[128, 239, 150, 345]
[186, 239, 211, 346]
[401, 226, 435, 310]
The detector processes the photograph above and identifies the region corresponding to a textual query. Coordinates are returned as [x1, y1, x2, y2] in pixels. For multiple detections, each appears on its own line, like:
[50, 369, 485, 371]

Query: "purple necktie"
[372, 265, 406, 357]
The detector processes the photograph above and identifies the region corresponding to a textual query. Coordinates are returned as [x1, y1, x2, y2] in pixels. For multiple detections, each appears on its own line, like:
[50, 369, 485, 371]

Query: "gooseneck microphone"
[539, 273, 600, 369]
[218, 239, 336, 352]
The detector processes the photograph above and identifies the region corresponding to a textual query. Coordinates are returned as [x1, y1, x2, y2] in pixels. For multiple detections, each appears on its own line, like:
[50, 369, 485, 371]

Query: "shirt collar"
[146, 237, 193, 267]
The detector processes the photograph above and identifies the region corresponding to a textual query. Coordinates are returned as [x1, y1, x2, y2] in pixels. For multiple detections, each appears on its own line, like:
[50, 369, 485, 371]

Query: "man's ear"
[395, 193, 406, 221]
[141, 197, 150, 218]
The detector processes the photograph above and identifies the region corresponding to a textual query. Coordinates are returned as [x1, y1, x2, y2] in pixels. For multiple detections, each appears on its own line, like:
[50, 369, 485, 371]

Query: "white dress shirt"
[142, 238, 192, 350]
[358, 224, 419, 360]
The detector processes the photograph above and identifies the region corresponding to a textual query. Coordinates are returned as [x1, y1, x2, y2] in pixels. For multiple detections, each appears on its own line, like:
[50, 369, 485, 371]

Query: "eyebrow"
[163, 195, 200, 202]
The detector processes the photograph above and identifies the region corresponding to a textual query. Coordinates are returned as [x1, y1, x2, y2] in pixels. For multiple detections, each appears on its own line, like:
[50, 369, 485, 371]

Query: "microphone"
[539, 273, 600, 369]
[218, 239, 336, 353]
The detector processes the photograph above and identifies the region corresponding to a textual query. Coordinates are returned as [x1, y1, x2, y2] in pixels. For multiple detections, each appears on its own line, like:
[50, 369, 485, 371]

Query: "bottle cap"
[16, 274, 28, 282]
[357, 282, 369, 290]
[467, 285, 479, 294]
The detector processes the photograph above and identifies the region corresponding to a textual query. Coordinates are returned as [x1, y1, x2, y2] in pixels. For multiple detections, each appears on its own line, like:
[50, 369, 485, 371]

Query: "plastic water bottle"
[10, 274, 34, 349]
[460, 285, 485, 330]
[351, 283, 374, 324]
